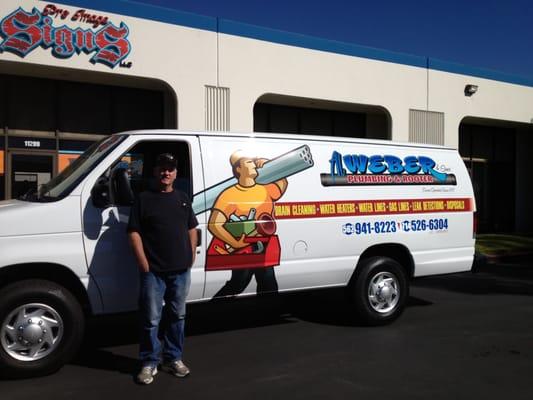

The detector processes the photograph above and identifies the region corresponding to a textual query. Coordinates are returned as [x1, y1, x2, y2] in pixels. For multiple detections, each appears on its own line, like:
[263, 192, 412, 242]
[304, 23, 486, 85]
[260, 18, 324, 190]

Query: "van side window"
[111, 140, 192, 205]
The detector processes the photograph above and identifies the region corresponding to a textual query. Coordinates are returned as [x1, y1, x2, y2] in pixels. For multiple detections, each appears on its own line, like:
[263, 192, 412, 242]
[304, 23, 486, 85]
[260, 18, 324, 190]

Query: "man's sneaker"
[162, 360, 190, 377]
[137, 365, 158, 384]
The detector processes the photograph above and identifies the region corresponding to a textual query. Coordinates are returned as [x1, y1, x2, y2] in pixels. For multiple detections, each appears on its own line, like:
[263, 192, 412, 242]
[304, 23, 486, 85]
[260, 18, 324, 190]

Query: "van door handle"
[196, 228, 202, 246]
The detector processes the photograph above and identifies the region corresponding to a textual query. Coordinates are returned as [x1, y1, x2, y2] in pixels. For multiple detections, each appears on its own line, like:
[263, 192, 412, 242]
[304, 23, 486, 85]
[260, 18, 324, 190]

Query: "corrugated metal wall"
[205, 86, 230, 131]
[409, 109, 444, 145]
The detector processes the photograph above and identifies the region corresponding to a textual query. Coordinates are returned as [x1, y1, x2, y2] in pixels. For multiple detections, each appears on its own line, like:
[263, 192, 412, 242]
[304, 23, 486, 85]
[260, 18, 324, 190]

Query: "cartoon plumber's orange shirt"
[212, 183, 282, 218]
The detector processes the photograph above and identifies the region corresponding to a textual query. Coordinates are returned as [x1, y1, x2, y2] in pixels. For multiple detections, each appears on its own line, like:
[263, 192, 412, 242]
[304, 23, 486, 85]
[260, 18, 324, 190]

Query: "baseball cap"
[156, 153, 177, 169]
[229, 149, 255, 166]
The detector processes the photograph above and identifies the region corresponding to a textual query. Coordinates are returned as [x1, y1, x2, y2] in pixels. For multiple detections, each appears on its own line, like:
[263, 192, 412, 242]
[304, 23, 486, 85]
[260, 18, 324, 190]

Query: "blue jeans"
[138, 269, 191, 367]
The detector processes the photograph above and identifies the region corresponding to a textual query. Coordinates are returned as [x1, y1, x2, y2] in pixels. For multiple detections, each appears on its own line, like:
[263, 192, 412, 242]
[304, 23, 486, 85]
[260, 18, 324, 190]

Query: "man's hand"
[208, 210, 251, 250]
[254, 158, 269, 169]
[128, 231, 150, 273]
[139, 263, 150, 273]
[189, 228, 198, 265]
[232, 234, 249, 249]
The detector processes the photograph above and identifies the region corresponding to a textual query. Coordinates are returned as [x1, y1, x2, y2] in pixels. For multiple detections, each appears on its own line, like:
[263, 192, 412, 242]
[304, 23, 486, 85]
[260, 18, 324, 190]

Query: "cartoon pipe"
[192, 145, 314, 215]
[224, 211, 277, 238]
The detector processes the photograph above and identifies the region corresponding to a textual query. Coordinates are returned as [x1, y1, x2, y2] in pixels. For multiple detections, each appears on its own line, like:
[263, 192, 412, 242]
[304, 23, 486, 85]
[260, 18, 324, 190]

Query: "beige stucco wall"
[217, 33, 427, 141]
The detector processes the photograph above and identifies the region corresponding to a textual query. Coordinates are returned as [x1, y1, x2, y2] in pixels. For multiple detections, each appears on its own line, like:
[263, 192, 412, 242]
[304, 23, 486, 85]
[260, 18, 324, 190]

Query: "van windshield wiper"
[17, 187, 57, 202]
[37, 184, 58, 201]
[18, 188, 38, 202]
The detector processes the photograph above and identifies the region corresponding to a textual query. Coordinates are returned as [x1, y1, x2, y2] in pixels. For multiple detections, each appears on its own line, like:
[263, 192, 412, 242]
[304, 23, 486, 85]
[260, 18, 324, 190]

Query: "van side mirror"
[111, 167, 134, 206]
[91, 177, 111, 208]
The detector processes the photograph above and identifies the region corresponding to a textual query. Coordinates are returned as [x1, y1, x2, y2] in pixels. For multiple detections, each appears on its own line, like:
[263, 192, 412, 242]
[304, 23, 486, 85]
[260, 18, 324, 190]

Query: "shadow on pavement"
[72, 287, 436, 372]
[271, 288, 431, 327]
[72, 296, 296, 373]
[74, 349, 139, 377]
[71, 254, 533, 373]
[474, 254, 533, 278]
[414, 256, 533, 297]
[72, 313, 139, 375]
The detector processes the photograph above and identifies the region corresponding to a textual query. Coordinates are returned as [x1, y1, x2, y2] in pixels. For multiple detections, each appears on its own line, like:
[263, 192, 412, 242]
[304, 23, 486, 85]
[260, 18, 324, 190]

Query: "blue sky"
[134, 0, 533, 81]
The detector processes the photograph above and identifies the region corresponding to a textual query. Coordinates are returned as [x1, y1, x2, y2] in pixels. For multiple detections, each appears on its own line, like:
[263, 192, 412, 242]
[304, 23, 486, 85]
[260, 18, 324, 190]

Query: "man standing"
[208, 150, 287, 296]
[128, 153, 198, 385]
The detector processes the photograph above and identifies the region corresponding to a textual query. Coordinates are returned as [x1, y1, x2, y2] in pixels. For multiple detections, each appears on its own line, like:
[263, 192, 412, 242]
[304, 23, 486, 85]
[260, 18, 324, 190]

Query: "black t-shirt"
[127, 189, 199, 273]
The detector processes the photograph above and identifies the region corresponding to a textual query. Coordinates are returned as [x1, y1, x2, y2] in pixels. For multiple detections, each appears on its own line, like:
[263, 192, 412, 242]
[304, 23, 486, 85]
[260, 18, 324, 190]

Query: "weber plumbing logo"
[321, 150, 457, 186]
[0, 4, 132, 68]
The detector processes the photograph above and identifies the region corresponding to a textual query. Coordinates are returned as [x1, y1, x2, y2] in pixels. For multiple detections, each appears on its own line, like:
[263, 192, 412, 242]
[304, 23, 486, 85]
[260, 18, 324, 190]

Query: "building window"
[254, 103, 367, 138]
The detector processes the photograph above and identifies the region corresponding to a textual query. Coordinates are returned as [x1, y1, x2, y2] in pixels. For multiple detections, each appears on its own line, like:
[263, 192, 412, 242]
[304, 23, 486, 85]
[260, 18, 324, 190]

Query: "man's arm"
[208, 209, 248, 249]
[255, 158, 288, 195]
[189, 228, 198, 265]
[274, 178, 288, 194]
[128, 231, 150, 273]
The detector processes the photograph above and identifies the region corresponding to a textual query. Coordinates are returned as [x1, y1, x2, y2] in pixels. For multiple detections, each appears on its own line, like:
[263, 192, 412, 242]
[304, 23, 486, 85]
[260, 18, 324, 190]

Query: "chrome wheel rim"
[1, 303, 64, 361]
[367, 272, 400, 314]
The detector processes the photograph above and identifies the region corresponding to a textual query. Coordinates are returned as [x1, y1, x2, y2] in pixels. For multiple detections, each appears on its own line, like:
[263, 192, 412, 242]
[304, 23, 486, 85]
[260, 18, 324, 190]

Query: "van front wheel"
[351, 257, 408, 325]
[0, 280, 84, 378]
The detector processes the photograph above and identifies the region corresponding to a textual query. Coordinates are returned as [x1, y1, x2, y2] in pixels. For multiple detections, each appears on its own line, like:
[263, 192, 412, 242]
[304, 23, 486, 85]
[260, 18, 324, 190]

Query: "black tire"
[0, 280, 85, 379]
[350, 257, 408, 325]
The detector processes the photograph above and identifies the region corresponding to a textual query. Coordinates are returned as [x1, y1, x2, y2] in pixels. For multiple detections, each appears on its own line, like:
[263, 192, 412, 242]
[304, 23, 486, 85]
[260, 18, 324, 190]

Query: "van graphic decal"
[322, 151, 456, 186]
[273, 198, 473, 219]
[191, 145, 313, 296]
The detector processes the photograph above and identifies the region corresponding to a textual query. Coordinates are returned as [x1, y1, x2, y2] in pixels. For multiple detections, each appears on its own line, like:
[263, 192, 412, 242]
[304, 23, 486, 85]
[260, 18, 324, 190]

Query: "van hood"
[0, 197, 82, 237]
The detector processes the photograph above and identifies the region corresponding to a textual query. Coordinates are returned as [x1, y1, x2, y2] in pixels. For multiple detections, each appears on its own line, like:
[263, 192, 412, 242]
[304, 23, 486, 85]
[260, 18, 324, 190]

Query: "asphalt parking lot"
[1, 263, 532, 400]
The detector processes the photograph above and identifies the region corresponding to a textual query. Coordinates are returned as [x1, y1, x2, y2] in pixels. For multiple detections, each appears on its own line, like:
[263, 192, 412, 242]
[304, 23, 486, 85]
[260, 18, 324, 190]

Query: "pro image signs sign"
[0, 3, 132, 68]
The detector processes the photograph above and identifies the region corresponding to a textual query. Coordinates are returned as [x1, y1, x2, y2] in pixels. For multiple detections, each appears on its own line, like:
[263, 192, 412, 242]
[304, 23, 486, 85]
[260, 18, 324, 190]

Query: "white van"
[0, 130, 476, 377]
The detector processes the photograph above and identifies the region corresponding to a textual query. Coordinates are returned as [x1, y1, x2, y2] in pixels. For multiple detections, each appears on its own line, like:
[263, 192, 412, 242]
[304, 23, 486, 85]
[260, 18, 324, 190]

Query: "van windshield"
[21, 135, 127, 202]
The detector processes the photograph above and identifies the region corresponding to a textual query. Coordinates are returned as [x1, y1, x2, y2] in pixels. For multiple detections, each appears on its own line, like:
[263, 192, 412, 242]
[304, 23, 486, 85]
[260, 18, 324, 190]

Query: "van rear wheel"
[0, 280, 84, 378]
[351, 257, 408, 325]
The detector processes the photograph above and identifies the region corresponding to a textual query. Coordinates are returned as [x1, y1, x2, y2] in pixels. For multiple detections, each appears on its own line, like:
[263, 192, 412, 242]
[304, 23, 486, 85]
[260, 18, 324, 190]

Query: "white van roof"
[118, 129, 455, 151]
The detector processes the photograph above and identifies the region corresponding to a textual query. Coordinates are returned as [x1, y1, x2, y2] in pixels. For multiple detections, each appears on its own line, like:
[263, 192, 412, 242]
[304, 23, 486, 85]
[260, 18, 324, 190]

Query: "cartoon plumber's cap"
[229, 150, 255, 166]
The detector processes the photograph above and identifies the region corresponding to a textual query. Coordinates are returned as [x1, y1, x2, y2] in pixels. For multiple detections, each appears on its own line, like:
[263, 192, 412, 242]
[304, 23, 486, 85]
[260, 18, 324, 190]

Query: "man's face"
[155, 165, 177, 187]
[236, 158, 258, 180]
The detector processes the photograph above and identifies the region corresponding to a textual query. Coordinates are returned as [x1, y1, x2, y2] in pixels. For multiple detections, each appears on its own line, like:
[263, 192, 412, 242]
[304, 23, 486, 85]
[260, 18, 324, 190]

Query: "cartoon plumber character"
[208, 150, 288, 296]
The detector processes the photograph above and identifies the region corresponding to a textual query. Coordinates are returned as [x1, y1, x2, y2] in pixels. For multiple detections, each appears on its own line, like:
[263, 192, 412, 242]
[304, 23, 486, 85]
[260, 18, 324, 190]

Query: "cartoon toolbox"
[206, 211, 281, 270]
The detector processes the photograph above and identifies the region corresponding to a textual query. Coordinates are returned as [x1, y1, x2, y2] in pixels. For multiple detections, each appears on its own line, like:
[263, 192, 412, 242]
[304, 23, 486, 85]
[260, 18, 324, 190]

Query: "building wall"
[218, 32, 428, 140]
[428, 67, 533, 148]
[1, 0, 532, 145]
